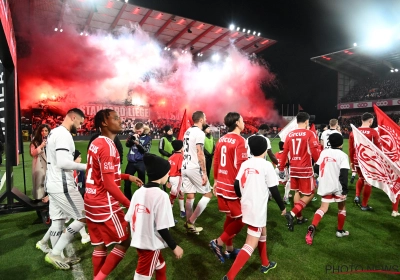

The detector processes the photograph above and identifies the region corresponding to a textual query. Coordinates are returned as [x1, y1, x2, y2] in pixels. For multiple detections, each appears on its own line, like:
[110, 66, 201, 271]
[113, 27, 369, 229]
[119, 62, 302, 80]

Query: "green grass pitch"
[0, 139, 399, 280]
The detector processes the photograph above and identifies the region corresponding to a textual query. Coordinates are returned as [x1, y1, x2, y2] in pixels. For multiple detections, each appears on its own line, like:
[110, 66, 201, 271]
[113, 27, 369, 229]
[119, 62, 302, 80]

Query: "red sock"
[94, 247, 126, 280]
[226, 244, 253, 279]
[355, 178, 364, 196]
[223, 216, 234, 231]
[291, 200, 306, 216]
[362, 184, 372, 207]
[258, 236, 269, 266]
[92, 250, 107, 277]
[296, 211, 303, 218]
[226, 238, 233, 247]
[392, 196, 400, 212]
[312, 209, 324, 227]
[337, 210, 346, 230]
[155, 262, 167, 280]
[220, 218, 244, 244]
[169, 194, 177, 205]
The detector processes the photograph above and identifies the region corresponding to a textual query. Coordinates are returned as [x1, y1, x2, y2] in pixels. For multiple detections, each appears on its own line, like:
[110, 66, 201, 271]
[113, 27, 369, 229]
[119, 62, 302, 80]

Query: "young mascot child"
[168, 140, 186, 218]
[126, 153, 184, 279]
[305, 133, 350, 245]
[223, 136, 286, 280]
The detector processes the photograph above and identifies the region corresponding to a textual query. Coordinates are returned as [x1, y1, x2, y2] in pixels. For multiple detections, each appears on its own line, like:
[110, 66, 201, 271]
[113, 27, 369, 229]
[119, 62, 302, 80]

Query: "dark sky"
[132, 0, 399, 123]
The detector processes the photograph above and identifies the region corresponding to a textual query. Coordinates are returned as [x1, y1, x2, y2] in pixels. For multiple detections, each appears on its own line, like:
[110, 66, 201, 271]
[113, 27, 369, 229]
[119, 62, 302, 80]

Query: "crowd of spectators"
[338, 112, 400, 133]
[340, 76, 400, 103]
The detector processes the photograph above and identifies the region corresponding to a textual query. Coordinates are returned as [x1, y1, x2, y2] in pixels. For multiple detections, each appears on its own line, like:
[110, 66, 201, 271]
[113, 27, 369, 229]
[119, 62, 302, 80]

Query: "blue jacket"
[126, 134, 152, 162]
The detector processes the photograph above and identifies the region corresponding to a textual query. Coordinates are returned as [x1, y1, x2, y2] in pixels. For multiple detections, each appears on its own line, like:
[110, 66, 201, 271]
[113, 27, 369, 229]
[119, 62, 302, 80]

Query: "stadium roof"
[18, 0, 276, 59]
[310, 42, 400, 79]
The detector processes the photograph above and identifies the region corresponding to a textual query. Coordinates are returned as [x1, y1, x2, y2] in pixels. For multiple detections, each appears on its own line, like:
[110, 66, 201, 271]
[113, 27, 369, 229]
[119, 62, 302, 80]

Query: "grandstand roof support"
[139, 9, 153, 26]
[155, 15, 174, 38]
[57, 0, 67, 29]
[242, 38, 264, 51]
[109, 3, 127, 30]
[184, 25, 214, 49]
[196, 30, 230, 55]
[83, 4, 96, 34]
[167, 20, 197, 47]
[254, 40, 276, 54]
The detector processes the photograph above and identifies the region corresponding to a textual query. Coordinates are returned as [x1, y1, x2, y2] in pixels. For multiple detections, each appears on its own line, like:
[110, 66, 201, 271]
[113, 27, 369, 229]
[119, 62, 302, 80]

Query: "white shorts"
[181, 168, 211, 194]
[169, 176, 182, 196]
[320, 192, 346, 203]
[49, 189, 85, 220]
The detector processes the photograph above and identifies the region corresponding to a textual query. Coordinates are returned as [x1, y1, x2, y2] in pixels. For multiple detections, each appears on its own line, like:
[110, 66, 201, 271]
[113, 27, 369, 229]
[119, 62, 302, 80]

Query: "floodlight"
[236, 27, 240, 31]
[367, 28, 393, 48]
[391, 69, 394, 72]
[229, 24, 235, 31]
[395, 69, 399, 72]
[212, 54, 220, 62]
[60, 29, 63, 32]
[54, 28, 58, 31]
[80, 32, 83, 36]
[353, 43, 357, 47]
[253, 31, 256, 35]
[243, 28, 246, 32]
[247, 30, 251, 34]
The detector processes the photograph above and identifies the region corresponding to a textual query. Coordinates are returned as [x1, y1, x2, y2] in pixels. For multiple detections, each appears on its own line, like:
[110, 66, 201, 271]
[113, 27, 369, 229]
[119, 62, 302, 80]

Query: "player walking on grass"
[349, 112, 382, 210]
[222, 136, 286, 280]
[305, 133, 350, 245]
[85, 109, 143, 279]
[168, 140, 186, 218]
[126, 153, 184, 279]
[279, 112, 321, 231]
[320, 119, 341, 149]
[44, 108, 88, 270]
[210, 112, 248, 263]
[181, 111, 212, 234]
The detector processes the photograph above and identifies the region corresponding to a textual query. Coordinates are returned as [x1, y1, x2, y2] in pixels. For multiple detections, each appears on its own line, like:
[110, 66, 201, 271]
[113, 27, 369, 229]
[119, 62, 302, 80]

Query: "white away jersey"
[182, 126, 205, 170]
[320, 129, 341, 149]
[316, 148, 350, 196]
[246, 134, 271, 158]
[45, 126, 76, 193]
[236, 157, 279, 227]
[125, 186, 175, 250]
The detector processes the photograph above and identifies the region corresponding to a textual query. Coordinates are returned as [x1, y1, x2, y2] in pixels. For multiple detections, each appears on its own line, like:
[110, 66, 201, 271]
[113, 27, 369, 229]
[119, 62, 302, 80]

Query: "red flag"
[373, 105, 400, 167]
[177, 109, 191, 140]
[351, 124, 400, 203]
[309, 123, 317, 136]
[298, 104, 303, 111]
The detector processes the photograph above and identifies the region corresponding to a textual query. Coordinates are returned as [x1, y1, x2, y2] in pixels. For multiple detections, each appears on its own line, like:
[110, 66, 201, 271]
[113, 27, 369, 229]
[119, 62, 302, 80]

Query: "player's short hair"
[279, 141, 284, 151]
[329, 119, 338, 127]
[192, 111, 205, 123]
[94, 109, 114, 130]
[135, 122, 144, 130]
[224, 112, 241, 132]
[67, 108, 85, 118]
[362, 112, 374, 122]
[296, 112, 310, 123]
[259, 124, 269, 131]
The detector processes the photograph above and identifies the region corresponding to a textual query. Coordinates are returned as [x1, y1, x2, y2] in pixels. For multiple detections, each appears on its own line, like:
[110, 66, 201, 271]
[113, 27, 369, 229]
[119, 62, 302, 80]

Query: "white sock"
[284, 181, 291, 198]
[179, 199, 185, 212]
[190, 196, 211, 224]
[352, 172, 356, 177]
[49, 219, 64, 249]
[52, 220, 85, 256]
[185, 199, 194, 222]
[79, 226, 88, 237]
[41, 227, 52, 244]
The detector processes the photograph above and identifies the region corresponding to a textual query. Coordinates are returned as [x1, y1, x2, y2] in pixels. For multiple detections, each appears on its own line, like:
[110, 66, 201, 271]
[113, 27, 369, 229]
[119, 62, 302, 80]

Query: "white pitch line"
[0, 171, 6, 191]
[66, 243, 86, 280]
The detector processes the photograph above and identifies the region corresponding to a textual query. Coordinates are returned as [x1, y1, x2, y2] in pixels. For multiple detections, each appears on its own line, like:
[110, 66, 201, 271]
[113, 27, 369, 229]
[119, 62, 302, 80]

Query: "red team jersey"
[85, 136, 123, 222]
[349, 127, 382, 166]
[213, 132, 248, 199]
[168, 152, 183, 177]
[275, 151, 288, 168]
[280, 128, 321, 178]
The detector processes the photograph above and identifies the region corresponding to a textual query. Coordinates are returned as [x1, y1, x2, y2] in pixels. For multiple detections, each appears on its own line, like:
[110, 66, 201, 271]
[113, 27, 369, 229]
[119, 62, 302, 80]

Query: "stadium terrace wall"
[337, 98, 400, 110]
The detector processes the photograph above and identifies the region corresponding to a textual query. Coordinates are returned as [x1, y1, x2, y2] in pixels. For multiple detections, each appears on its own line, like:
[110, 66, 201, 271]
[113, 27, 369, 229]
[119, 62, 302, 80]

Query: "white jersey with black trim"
[182, 126, 205, 170]
[320, 129, 341, 149]
[45, 125, 76, 193]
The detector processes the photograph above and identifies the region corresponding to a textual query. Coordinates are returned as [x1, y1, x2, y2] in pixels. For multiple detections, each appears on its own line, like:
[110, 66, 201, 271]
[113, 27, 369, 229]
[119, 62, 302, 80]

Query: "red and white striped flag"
[278, 117, 297, 142]
[177, 109, 192, 140]
[373, 105, 400, 168]
[350, 124, 400, 203]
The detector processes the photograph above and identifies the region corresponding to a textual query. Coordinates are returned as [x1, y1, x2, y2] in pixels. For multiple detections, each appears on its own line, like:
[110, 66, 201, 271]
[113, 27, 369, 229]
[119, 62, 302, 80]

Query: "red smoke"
[15, 4, 281, 124]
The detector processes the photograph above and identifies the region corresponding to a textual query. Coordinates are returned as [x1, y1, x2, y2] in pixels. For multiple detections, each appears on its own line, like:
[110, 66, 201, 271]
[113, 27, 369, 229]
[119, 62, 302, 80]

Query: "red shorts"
[86, 210, 129, 247]
[290, 177, 314, 195]
[217, 196, 242, 218]
[356, 166, 364, 179]
[135, 249, 165, 277]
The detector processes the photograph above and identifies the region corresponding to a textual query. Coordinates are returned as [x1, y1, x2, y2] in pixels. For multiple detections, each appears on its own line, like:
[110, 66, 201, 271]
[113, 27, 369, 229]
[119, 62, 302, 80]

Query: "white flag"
[351, 124, 400, 203]
[278, 117, 297, 142]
